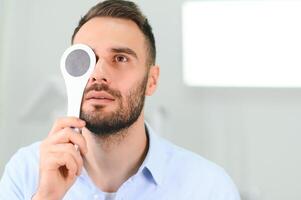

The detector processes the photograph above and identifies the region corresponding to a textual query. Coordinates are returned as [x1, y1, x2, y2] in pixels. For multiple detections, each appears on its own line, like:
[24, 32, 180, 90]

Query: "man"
[0, 0, 241, 199]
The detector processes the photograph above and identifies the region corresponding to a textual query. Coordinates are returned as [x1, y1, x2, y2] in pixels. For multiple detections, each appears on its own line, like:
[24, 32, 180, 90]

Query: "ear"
[145, 65, 160, 96]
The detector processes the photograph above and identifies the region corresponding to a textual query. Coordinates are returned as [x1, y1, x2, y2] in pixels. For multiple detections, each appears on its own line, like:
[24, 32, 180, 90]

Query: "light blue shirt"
[0, 123, 241, 200]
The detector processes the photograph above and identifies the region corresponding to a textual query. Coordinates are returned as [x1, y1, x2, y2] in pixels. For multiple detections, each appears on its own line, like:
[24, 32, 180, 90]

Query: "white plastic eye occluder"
[60, 44, 96, 117]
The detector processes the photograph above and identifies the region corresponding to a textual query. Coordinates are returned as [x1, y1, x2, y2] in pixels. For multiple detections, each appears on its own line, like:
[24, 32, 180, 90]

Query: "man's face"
[73, 17, 151, 136]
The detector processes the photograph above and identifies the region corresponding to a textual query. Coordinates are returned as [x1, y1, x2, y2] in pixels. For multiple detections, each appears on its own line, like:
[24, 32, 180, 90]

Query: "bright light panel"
[182, 1, 301, 87]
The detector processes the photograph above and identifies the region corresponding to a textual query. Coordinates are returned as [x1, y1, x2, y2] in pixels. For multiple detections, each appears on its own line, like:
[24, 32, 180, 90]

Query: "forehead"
[73, 17, 146, 57]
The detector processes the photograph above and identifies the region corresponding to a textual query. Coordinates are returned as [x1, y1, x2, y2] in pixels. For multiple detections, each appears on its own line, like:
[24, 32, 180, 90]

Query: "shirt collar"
[137, 121, 171, 186]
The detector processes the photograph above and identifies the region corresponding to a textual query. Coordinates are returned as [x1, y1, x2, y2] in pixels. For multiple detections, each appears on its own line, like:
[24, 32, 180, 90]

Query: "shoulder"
[0, 142, 41, 199]
[164, 138, 225, 178]
[7, 141, 41, 168]
[3, 141, 41, 179]
[160, 137, 240, 198]
[7, 141, 41, 183]
[5, 142, 41, 173]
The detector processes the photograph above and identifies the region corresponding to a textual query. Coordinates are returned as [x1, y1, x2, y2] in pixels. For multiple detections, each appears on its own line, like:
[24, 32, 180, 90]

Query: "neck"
[81, 114, 148, 193]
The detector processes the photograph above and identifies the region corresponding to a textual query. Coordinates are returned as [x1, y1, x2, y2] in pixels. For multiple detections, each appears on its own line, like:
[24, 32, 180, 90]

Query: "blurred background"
[1, 0, 301, 199]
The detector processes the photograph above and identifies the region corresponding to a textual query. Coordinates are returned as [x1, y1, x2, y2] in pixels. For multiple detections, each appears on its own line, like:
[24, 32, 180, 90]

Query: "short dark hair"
[72, 0, 156, 66]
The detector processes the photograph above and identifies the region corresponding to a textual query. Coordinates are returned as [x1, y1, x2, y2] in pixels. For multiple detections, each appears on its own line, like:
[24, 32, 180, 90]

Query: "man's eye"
[114, 55, 128, 63]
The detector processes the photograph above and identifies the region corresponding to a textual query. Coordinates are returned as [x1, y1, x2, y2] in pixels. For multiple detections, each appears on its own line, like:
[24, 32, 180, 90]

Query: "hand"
[32, 117, 87, 200]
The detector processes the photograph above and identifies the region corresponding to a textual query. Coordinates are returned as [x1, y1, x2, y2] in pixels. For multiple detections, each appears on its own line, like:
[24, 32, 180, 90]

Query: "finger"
[49, 117, 86, 135]
[48, 128, 88, 155]
[61, 153, 78, 178]
[43, 153, 78, 178]
[49, 143, 84, 175]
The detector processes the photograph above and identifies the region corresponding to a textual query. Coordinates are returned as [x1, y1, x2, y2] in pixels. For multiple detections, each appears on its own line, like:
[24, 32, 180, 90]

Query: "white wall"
[1, 0, 301, 199]
[0, 0, 5, 124]
[0, 0, 3, 121]
[0, 0, 9, 168]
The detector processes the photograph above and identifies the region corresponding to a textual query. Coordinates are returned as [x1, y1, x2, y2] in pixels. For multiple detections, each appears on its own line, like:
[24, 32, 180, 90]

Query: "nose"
[88, 57, 111, 85]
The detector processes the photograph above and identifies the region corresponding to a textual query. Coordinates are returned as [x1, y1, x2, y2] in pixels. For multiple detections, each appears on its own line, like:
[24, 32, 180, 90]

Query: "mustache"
[84, 83, 122, 98]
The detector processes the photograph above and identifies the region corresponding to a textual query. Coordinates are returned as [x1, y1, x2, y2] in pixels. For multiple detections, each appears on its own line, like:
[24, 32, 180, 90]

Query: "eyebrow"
[110, 47, 138, 60]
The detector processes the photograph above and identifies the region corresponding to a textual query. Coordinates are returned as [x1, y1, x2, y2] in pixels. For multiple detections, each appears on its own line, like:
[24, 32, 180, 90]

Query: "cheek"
[113, 67, 148, 96]
[117, 82, 140, 104]
[114, 73, 143, 91]
[118, 86, 133, 101]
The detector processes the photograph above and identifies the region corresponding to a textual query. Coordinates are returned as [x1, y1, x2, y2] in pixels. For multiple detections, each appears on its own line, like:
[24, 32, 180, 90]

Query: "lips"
[85, 91, 115, 101]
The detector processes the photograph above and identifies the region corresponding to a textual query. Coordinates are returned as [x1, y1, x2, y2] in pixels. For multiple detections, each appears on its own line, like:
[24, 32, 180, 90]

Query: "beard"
[80, 73, 148, 137]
